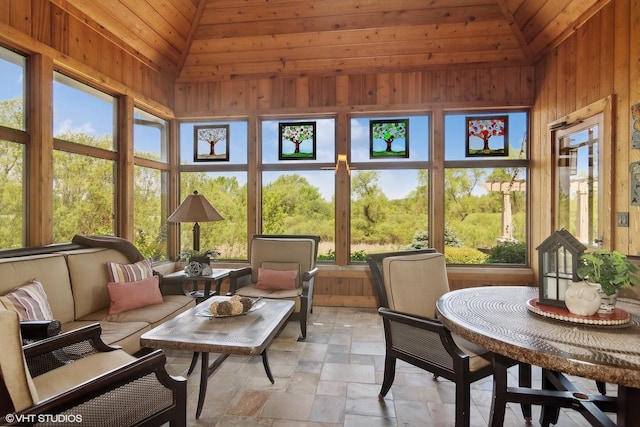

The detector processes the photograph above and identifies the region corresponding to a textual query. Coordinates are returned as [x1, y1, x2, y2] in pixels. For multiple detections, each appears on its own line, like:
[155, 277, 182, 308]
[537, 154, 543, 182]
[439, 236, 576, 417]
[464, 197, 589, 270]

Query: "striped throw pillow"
[106, 258, 153, 283]
[0, 279, 54, 320]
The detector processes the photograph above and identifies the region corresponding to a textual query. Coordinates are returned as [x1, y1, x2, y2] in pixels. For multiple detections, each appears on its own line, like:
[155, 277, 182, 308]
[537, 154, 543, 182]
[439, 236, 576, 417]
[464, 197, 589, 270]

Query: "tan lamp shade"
[167, 191, 223, 223]
[168, 191, 223, 252]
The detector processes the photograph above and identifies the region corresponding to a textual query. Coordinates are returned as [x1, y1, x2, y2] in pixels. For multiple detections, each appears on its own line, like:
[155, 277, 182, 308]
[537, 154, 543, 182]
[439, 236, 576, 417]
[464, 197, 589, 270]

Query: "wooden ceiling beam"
[190, 21, 514, 54]
[195, 5, 504, 38]
[177, 49, 528, 82]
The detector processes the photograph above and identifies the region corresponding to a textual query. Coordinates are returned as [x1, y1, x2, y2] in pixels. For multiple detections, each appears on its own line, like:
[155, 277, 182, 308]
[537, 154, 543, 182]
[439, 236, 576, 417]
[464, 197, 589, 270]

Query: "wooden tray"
[526, 298, 631, 327]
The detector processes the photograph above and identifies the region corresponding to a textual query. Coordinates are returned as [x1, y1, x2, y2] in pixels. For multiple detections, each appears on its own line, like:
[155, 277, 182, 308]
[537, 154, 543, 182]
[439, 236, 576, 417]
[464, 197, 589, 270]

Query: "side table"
[162, 268, 233, 303]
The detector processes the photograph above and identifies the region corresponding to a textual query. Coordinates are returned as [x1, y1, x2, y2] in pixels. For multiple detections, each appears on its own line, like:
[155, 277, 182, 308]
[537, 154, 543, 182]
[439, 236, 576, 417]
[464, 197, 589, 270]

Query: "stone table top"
[141, 296, 294, 356]
[436, 286, 640, 389]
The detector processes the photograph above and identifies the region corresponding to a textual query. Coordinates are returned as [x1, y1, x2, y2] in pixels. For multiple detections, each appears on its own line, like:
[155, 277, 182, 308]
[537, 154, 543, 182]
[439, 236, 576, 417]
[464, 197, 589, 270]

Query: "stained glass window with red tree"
[465, 116, 509, 157]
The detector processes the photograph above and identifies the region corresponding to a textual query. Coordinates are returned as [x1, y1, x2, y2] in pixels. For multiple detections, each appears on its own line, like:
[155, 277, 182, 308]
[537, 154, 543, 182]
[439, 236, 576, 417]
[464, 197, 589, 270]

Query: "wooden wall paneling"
[270, 77, 295, 109]
[530, 58, 549, 269]
[256, 79, 272, 110]
[335, 75, 349, 108]
[375, 73, 391, 106]
[420, 70, 433, 104]
[430, 70, 445, 103]
[554, 46, 567, 118]
[611, 0, 630, 250]
[348, 74, 376, 106]
[602, 96, 615, 248]
[598, 4, 615, 98]
[504, 67, 521, 103]
[31, 0, 51, 44]
[490, 68, 508, 102]
[459, 68, 478, 102]
[308, 76, 336, 108]
[220, 80, 247, 111]
[575, 24, 589, 108]
[627, 0, 640, 254]
[406, 71, 422, 105]
[49, 5, 68, 53]
[585, 14, 601, 104]
[523, 66, 535, 102]
[295, 76, 309, 108]
[476, 68, 492, 102]
[3, 0, 31, 34]
[393, 72, 408, 105]
[546, 46, 558, 127]
[445, 70, 459, 102]
[206, 82, 221, 113]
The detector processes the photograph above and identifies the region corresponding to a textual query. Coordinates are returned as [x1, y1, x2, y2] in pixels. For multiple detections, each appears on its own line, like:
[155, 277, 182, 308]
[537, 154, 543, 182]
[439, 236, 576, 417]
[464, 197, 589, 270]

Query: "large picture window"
[52, 73, 117, 242]
[0, 46, 26, 248]
[179, 121, 248, 259]
[350, 115, 429, 260]
[261, 118, 336, 260]
[444, 111, 528, 265]
[134, 108, 169, 260]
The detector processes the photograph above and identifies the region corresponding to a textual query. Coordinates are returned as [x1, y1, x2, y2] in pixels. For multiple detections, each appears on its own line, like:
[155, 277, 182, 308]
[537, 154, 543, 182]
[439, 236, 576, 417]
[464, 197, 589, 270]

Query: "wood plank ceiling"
[60, 0, 608, 82]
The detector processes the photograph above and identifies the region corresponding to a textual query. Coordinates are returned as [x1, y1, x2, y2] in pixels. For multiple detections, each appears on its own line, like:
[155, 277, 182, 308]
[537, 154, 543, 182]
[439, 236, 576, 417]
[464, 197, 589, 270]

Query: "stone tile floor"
[162, 306, 615, 426]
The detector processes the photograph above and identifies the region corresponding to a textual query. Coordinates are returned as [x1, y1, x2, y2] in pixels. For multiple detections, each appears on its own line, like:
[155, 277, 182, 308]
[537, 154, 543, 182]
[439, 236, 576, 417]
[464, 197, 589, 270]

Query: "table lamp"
[167, 190, 223, 252]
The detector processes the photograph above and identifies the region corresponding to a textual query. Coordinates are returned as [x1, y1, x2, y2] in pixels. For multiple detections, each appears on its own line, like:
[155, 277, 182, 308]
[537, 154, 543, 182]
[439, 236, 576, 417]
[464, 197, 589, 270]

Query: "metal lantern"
[536, 229, 586, 308]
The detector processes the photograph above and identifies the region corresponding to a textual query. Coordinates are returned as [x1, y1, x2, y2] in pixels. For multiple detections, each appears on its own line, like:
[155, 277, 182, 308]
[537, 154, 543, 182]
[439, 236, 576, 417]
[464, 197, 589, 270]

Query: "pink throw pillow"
[107, 275, 163, 314]
[256, 268, 298, 291]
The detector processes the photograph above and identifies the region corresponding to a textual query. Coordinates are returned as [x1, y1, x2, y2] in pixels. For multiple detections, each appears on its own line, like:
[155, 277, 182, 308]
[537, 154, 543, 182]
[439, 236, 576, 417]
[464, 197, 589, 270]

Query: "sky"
[1, 46, 528, 202]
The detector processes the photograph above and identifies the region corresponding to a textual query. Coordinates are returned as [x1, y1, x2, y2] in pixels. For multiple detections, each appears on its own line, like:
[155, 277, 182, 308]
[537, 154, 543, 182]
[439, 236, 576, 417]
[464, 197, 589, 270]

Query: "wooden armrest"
[20, 320, 61, 341]
[23, 323, 117, 359]
[9, 349, 186, 425]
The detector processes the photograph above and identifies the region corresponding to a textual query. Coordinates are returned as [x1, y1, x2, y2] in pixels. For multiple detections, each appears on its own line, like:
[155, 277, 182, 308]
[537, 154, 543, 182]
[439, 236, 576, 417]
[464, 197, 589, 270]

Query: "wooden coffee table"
[140, 296, 294, 419]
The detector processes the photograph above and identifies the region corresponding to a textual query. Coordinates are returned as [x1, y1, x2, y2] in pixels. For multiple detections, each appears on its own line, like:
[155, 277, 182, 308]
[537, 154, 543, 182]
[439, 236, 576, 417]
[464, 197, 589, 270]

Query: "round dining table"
[436, 286, 640, 427]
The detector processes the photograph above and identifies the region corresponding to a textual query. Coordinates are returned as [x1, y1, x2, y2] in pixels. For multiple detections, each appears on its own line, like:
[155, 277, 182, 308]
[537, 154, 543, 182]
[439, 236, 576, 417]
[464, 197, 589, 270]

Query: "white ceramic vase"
[564, 281, 601, 316]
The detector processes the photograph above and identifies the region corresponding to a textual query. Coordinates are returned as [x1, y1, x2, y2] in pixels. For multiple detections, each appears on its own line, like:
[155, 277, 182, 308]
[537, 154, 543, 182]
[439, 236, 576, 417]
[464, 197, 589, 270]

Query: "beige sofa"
[0, 242, 194, 354]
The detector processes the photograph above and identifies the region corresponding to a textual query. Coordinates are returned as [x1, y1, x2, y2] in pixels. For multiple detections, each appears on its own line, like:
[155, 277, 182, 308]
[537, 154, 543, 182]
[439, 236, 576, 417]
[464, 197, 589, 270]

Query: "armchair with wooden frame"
[229, 234, 320, 340]
[366, 249, 531, 427]
[0, 310, 186, 427]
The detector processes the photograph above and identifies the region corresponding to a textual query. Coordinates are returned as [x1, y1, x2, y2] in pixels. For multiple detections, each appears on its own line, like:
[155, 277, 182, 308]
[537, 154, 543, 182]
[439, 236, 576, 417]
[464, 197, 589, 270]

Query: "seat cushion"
[235, 285, 301, 312]
[451, 333, 493, 372]
[32, 349, 136, 401]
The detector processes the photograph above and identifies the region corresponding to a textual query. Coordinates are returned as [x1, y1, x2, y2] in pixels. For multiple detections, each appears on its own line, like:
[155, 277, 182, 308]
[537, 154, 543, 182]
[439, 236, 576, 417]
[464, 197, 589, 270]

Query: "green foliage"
[577, 250, 640, 295]
[444, 247, 488, 264]
[318, 249, 335, 261]
[350, 250, 367, 261]
[486, 241, 526, 264]
[406, 226, 463, 250]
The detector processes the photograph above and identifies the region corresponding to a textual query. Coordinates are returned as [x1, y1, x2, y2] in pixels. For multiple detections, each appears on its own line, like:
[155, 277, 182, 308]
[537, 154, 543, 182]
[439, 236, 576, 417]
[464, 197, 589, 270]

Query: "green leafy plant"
[486, 241, 526, 264]
[577, 249, 639, 296]
[178, 248, 220, 262]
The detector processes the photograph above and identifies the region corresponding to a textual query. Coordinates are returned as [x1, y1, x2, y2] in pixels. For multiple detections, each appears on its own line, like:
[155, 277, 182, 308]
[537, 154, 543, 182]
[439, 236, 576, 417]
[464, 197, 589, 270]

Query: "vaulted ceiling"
[59, 0, 608, 82]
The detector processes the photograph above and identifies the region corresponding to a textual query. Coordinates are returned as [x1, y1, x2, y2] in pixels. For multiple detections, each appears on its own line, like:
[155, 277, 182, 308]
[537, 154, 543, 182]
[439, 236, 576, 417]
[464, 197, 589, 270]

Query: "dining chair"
[366, 249, 531, 427]
[0, 309, 186, 426]
[229, 234, 320, 340]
